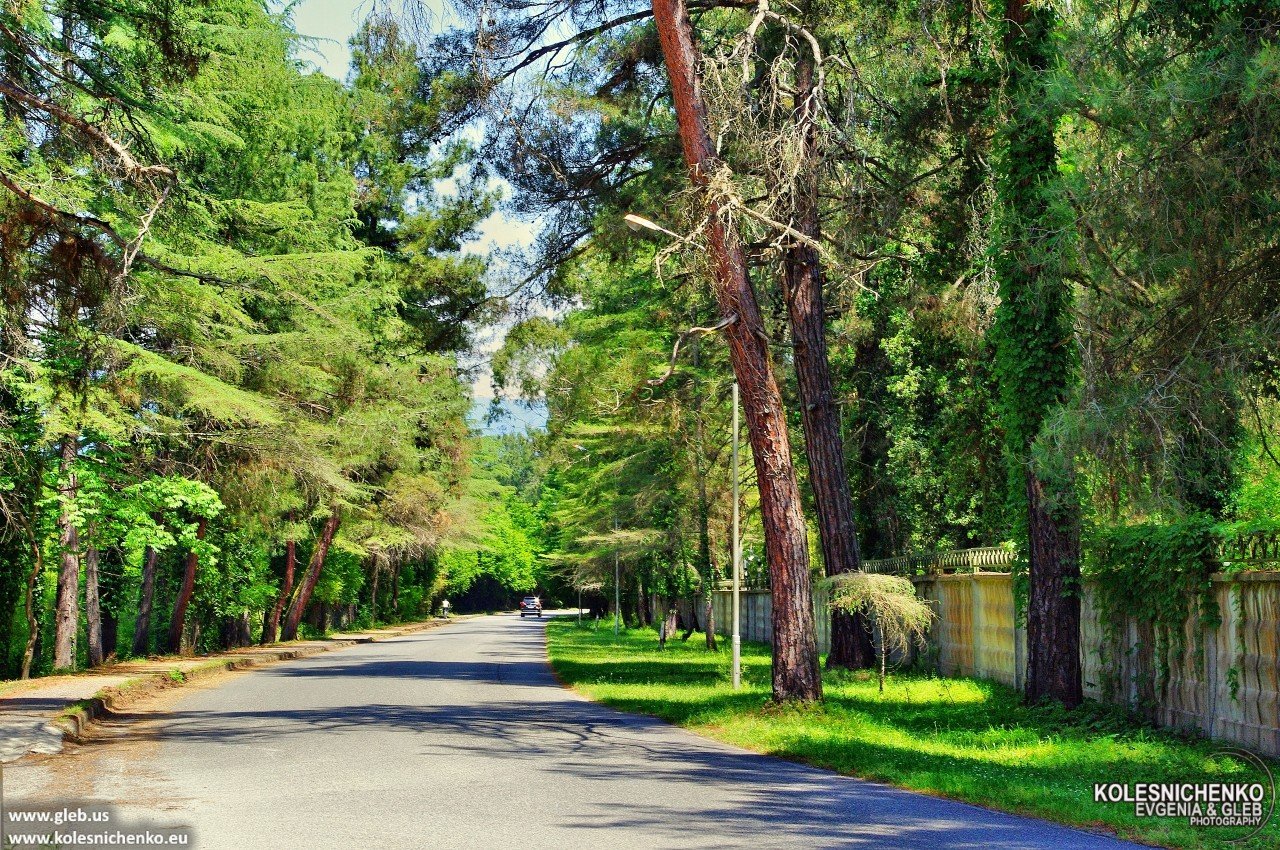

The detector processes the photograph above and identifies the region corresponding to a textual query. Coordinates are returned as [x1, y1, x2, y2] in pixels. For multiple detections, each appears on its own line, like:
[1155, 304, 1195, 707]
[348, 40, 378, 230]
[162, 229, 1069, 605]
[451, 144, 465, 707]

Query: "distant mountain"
[469, 397, 548, 436]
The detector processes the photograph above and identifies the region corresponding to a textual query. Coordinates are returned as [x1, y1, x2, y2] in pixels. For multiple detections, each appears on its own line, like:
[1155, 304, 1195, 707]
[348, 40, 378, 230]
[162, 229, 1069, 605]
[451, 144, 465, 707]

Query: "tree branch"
[648, 314, 738, 386]
[0, 78, 174, 181]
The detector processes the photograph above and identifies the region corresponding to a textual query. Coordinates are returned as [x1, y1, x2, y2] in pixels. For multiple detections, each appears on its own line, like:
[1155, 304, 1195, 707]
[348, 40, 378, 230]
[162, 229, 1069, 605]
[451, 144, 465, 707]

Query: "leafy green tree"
[0, 0, 483, 674]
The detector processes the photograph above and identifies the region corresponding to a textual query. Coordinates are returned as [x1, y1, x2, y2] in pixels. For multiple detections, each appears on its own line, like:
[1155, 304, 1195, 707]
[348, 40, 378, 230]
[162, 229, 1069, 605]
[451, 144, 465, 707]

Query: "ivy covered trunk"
[53, 436, 80, 670]
[131, 543, 160, 656]
[996, 0, 1083, 709]
[784, 52, 874, 672]
[2, 440, 38, 677]
[651, 0, 821, 701]
[282, 508, 341, 641]
[167, 517, 208, 654]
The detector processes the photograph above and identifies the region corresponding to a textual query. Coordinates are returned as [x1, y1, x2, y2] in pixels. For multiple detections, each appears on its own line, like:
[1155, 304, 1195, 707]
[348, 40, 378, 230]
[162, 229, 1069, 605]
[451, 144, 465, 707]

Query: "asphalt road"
[7, 614, 1146, 849]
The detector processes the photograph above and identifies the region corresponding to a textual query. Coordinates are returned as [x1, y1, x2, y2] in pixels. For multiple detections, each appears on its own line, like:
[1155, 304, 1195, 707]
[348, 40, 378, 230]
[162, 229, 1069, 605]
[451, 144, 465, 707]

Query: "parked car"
[519, 596, 543, 618]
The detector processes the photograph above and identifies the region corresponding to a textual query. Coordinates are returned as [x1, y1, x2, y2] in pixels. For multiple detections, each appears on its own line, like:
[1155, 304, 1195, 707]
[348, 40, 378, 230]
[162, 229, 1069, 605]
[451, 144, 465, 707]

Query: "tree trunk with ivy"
[652, 0, 821, 701]
[20, 532, 41, 678]
[996, 0, 1082, 709]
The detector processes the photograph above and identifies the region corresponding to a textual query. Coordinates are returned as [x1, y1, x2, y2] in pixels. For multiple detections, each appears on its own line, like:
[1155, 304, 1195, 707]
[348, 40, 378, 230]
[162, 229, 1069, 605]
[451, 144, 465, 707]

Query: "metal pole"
[614, 515, 620, 637]
[731, 381, 741, 689]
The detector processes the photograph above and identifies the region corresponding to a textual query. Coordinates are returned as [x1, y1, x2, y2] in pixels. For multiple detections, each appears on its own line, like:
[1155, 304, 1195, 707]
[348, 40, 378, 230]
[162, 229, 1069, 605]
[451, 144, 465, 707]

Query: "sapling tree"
[828, 572, 934, 694]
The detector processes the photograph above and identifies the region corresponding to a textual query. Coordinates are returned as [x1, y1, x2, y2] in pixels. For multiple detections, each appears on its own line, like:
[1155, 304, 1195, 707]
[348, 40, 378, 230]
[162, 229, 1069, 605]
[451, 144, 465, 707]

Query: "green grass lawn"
[546, 619, 1279, 850]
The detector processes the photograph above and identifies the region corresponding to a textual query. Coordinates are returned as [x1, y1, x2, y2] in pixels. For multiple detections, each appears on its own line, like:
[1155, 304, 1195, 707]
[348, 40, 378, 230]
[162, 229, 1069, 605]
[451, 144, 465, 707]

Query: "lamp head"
[623, 213, 660, 233]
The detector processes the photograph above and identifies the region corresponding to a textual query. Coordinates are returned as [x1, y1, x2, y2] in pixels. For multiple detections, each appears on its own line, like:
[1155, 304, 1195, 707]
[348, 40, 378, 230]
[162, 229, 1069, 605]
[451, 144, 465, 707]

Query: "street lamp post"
[731, 381, 742, 689]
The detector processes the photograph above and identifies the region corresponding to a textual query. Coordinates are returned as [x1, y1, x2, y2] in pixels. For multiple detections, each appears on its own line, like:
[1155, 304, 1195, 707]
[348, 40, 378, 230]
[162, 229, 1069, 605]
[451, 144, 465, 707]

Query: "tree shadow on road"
[80, 687, 1134, 848]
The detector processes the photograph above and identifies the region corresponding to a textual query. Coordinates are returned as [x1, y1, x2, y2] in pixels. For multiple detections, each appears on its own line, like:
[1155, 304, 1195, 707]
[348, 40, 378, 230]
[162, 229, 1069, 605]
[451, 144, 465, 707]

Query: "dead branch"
[648, 314, 738, 386]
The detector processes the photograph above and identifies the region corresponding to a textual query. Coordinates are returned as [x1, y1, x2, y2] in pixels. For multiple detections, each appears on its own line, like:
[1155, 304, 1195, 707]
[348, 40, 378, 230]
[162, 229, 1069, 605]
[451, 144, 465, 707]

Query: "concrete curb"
[28, 617, 464, 753]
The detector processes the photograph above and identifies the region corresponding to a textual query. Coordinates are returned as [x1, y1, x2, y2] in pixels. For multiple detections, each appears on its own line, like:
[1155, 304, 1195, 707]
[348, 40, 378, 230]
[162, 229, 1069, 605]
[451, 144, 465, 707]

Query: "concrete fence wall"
[712, 571, 1280, 757]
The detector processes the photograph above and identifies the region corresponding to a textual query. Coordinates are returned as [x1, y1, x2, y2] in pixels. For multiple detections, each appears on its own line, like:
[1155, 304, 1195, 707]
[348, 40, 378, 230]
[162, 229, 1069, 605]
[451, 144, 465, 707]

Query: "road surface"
[7, 614, 1143, 849]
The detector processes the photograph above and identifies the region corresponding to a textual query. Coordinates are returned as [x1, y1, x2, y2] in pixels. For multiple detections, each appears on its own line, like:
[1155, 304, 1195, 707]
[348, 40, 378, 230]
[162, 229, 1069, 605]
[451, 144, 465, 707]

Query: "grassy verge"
[547, 619, 1278, 850]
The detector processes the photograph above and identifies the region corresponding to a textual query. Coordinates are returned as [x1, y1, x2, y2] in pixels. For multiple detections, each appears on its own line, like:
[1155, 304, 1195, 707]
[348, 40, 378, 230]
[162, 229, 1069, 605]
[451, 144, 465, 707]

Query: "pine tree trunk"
[54, 436, 80, 670]
[784, 52, 875, 671]
[167, 518, 207, 654]
[282, 508, 340, 641]
[1024, 471, 1083, 706]
[651, 0, 821, 702]
[131, 544, 160, 656]
[262, 536, 296, 644]
[85, 537, 103, 667]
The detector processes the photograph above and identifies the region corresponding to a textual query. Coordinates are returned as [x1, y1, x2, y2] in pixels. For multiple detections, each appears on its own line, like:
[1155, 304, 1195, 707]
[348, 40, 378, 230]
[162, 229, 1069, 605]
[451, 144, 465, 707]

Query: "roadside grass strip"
[546, 619, 1280, 850]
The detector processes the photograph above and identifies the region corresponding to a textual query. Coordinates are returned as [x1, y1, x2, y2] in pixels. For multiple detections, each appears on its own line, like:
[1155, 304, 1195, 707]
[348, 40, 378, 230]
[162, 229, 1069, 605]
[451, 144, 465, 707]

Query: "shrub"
[828, 572, 935, 692]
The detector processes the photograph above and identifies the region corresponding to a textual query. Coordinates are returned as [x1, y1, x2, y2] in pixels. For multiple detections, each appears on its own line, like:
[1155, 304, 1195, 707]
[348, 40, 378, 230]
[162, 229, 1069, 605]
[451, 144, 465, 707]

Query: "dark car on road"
[519, 596, 542, 617]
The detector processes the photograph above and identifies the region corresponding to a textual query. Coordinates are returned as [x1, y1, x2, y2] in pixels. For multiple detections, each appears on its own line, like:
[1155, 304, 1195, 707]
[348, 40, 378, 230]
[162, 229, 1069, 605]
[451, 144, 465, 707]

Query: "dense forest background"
[0, 0, 1276, 681]
[474, 0, 1279, 631]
